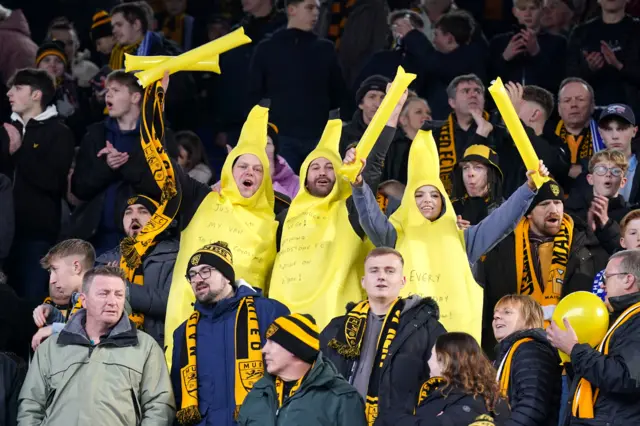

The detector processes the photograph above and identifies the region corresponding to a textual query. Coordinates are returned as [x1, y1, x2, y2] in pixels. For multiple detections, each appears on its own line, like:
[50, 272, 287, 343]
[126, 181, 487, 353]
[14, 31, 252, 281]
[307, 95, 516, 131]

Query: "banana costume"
[165, 103, 278, 367]
[389, 130, 483, 340]
[269, 113, 367, 329]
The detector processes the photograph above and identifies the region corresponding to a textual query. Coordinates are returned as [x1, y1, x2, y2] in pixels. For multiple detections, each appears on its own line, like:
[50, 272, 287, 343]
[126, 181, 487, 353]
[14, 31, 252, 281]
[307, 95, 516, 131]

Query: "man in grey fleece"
[350, 159, 549, 266]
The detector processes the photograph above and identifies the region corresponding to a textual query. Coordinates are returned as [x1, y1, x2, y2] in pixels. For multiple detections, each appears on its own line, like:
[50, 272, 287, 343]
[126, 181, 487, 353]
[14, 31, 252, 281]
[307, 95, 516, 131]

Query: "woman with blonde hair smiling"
[493, 295, 562, 426]
[380, 332, 509, 425]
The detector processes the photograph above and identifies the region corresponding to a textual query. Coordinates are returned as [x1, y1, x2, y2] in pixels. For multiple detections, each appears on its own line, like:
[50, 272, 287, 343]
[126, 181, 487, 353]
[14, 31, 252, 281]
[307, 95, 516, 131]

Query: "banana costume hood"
[269, 111, 367, 328]
[165, 103, 278, 367]
[389, 130, 483, 340]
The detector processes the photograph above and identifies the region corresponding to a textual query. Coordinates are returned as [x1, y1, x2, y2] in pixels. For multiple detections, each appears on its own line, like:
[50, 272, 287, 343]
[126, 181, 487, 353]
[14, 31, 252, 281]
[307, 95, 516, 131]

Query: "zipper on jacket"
[131, 389, 141, 425]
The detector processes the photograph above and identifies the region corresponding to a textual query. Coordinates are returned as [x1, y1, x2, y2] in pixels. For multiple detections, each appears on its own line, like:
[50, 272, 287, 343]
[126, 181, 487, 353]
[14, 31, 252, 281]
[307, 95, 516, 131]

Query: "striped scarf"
[328, 299, 403, 425]
[327, 0, 356, 49]
[42, 296, 82, 324]
[554, 119, 605, 164]
[176, 297, 262, 425]
[109, 42, 140, 70]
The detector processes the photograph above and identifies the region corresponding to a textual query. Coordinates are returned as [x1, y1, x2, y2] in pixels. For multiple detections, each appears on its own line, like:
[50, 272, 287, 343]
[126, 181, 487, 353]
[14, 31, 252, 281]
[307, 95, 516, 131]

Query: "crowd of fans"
[1, 0, 640, 425]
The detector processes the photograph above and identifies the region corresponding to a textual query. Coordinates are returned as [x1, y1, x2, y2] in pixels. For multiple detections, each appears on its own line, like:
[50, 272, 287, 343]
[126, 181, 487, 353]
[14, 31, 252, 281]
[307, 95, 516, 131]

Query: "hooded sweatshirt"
[8, 105, 74, 241]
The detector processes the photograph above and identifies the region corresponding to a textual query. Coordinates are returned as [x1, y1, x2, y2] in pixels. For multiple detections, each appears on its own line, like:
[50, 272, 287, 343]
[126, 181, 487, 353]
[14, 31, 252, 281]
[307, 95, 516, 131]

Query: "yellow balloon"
[134, 27, 251, 87]
[551, 291, 609, 363]
[488, 77, 548, 189]
[339, 66, 416, 182]
[124, 54, 221, 73]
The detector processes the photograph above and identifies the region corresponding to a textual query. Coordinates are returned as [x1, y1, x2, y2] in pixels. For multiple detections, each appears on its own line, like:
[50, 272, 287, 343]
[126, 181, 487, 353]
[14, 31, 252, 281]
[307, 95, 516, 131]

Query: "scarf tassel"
[176, 405, 202, 426]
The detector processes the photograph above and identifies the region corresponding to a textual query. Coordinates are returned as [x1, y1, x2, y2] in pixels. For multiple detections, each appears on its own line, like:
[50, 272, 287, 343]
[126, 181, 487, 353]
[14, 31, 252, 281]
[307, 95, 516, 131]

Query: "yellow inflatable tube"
[134, 27, 251, 87]
[488, 77, 548, 189]
[125, 54, 221, 73]
[340, 66, 416, 182]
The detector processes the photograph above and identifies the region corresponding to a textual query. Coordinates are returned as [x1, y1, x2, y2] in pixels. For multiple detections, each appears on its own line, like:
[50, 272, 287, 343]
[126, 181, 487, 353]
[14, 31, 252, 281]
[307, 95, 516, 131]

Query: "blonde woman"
[493, 295, 562, 426]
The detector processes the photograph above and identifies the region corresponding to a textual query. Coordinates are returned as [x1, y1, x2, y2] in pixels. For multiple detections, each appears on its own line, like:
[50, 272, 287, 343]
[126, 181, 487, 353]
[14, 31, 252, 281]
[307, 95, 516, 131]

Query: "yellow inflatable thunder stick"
[125, 54, 221, 73]
[164, 103, 278, 368]
[488, 78, 548, 189]
[389, 130, 483, 341]
[134, 27, 251, 87]
[340, 66, 416, 182]
[269, 111, 368, 329]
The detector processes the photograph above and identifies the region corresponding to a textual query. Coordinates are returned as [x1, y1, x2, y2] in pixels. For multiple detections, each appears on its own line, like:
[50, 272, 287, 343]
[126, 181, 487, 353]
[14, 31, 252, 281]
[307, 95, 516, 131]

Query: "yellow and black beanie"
[91, 10, 113, 41]
[36, 40, 68, 67]
[266, 313, 320, 363]
[124, 194, 160, 217]
[527, 179, 564, 214]
[187, 242, 235, 283]
[459, 144, 503, 181]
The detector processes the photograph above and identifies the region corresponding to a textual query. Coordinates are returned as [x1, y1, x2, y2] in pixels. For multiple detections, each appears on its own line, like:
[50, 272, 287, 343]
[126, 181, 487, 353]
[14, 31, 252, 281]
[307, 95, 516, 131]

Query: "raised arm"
[351, 180, 398, 247]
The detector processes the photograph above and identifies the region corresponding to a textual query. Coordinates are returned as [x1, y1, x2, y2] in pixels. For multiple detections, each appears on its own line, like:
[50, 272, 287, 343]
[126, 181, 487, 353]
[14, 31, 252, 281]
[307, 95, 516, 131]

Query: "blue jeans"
[8, 239, 51, 302]
[559, 374, 569, 426]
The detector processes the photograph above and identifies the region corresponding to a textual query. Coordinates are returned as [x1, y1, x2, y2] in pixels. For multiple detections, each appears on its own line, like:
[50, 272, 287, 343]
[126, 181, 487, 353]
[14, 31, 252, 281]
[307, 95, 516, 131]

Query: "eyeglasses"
[602, 271, 629, 282]
[186, 267, 213, 282]
[593, 165, 624, 177]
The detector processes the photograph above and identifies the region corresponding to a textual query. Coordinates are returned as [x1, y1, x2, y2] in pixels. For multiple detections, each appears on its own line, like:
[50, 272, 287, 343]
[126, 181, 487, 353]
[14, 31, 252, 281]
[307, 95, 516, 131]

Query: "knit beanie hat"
[355, 75, 390, 105]
[124, 194, 160, 217]
[36, 40, 68, 67]
[267, 122, 279, 156]
[266, 313, 320, 364]
[469, 414, 497, 425]
[526, 180, 564, 214]
[187, 242, 235, 283]
[91, 10, 113, 41]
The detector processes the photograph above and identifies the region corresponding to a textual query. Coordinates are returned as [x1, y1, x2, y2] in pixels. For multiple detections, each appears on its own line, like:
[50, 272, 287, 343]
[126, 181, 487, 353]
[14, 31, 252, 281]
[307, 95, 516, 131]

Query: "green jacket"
[237, 352, 366, 426]
[17, 309, 175, 426]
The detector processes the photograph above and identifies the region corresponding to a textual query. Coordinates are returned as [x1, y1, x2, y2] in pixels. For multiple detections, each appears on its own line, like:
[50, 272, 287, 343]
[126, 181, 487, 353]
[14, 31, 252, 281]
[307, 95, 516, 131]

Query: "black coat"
[0, 174, 13, 266]
[66, 121, 178, 242]
[478, 217, 610, 357]
[566, 183, 631, 225]
[381, 128, 411, 185]
[247, 28, 345, 139]
[494, 328, 563, 426]
[566, 292, 640, 426]
[339, 109, 368, 157]
[380, 386, 510, 426]
[320, 297, 447, 422]
[0, 352, 26, 426]
[0, 112, 74, 242]
[489, 29, 567, 93]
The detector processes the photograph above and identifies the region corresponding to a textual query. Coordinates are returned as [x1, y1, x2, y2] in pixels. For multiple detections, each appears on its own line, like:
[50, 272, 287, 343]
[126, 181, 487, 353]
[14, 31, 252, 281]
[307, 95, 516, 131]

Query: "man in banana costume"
[269, 92, 407, 329]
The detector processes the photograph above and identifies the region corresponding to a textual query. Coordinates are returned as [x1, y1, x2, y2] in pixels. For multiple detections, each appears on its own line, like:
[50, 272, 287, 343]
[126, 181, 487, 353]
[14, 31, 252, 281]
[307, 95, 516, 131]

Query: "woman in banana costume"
[351, 131, 547, 340]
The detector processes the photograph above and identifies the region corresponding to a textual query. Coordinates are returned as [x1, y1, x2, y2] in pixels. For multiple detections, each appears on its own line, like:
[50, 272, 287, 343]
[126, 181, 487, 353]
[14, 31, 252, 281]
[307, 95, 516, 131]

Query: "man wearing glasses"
[547, 249, 640, 426]
[170, 242, 289, 426]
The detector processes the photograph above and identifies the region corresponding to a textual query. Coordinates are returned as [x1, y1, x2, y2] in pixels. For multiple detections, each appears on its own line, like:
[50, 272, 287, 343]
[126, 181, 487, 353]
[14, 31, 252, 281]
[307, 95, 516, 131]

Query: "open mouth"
[242, 178, 254, 188]
[316, 178, 330, 186]
[494, 324, 506, 330]
[130, 222, 142, 233]
[106, 101, 114, 109]
[195, 283, 209, 293]
[546, 217, 560, 225]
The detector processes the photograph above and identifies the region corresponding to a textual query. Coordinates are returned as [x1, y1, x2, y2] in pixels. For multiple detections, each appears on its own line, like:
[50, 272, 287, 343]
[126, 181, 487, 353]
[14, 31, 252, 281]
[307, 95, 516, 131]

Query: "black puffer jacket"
[566, 292, 640, 426]
[320, 297, 447, 423]
[380, 384, 510, 426]
[478, 215, 609, 357]
[494, 328, 562, 426]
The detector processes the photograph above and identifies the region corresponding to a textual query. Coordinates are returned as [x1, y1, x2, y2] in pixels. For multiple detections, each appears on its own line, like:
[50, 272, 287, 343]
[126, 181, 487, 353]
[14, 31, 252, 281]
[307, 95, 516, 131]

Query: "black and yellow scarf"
[555, 120, 593, 165]
[496, 337, 533, 397]
[274, 363, 312, 407]
[416, 376, 447, 407]
[572, 301, 640, 419]
[327, 299, 403, 425]
[161, 14, 185, 47]
[327, 0, 356, 50]
[119, 241, 156, 329]
[120, 82, 181, 302]
[176, 296, 262, 425]
[109, 42, 141, 70]
[42, 296, 83, 324]
[515, 214, 574, 319]
[438, 112, 490, 195]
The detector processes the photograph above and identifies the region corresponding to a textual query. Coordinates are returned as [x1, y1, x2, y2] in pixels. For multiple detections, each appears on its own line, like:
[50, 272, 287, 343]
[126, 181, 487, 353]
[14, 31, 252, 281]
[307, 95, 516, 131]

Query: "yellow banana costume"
[389, 130, 483, 340]
[269, 114, 367, 329]
[165, 103, 278, 368]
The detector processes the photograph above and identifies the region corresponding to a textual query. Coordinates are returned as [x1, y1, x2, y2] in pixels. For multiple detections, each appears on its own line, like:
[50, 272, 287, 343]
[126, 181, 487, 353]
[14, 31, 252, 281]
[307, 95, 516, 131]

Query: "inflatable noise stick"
[340, 66, 416, 183]
[488, 77, 548, 189]
[125, 54, 221, 74]
[134, 27, 251, 87]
